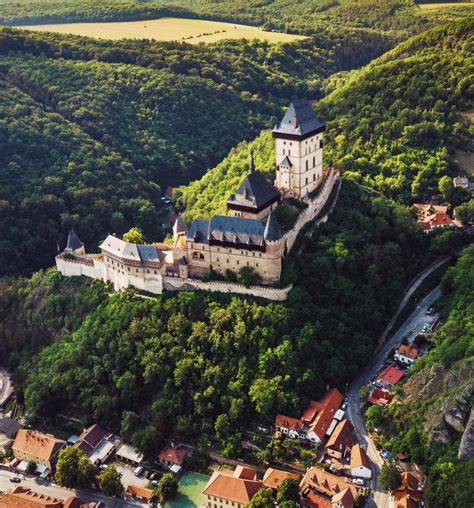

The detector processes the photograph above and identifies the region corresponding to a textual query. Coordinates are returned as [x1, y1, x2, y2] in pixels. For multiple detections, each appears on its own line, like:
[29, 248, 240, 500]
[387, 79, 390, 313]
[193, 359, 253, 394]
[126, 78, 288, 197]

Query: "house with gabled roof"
[325, 419, 355, 460]
[73, 424, 115, 465]
[12, 430, 66, 472]
[394, 343, 419, 365]
[350, 444, 371, 479]
[374, 365, 404, 391]
[275, 388, 344, 444]
[158, 444, 189, 473]
[202, 465, 262, 508]
[262, 467, 301, 490]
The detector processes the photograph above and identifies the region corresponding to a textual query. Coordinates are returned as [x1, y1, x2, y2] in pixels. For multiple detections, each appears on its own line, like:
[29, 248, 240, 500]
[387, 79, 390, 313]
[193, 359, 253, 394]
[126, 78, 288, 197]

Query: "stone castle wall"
[163, 276, 292, 301]
[283, 169, 339, 254]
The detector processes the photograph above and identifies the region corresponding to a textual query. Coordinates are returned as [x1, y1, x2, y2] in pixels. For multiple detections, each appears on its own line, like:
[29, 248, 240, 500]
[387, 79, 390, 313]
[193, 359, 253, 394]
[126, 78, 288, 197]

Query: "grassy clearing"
[17, 17, 307, 44]
[418, 2, 474, 10]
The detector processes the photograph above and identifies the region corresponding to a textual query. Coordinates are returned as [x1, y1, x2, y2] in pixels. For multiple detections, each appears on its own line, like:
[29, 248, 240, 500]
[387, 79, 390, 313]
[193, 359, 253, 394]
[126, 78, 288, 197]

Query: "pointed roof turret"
[264, 211, 284, 242]
[250, 149, 255, 173]
[173, 215, 187, 235]
[273, 98, 325, 138]
[65, 229, 84, 251]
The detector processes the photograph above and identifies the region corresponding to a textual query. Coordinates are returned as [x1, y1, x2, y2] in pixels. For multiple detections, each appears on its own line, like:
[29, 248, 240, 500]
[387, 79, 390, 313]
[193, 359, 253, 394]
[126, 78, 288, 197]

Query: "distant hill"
[0, 25, 390, 276]
[177, 17, 473, 221]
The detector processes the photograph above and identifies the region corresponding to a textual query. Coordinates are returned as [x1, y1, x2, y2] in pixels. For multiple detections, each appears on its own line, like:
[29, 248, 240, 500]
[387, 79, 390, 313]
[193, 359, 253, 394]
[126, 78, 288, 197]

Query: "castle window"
[237, 261, 239, 265]
[288, 150, 291, 156]
[247, 262, 249, 266]
[306, 177, 308, 185]
[147, 269, 149, 273]
[320, 139, 324, 148]
[313, 156, 315, 167]
[127, 267, 130, 272]
[313, 174, 316, 181]
[259, 253, 262, 257]
[256, 263, 259, 267]
[306, 160, 308, 171]
[154, 270, 157, 274]
[136, 268, 139, 273]
[227, 259, 229, 263]
[282, 148, 285, 155]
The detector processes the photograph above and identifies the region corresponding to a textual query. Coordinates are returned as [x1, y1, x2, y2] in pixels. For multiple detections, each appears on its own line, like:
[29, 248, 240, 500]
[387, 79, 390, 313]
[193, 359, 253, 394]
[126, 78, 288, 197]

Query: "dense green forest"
[365, 246, 474, 507]
[0, 0, 471, 40]
[176, 18, 474, 220]
[0, 24, 392, 276]
[2, 172, 452, 457]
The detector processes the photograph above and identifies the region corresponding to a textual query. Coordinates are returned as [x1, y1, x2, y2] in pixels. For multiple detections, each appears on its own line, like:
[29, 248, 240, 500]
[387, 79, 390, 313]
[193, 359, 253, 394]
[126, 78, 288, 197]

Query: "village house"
[388, 471, 425, 508]
[325, 419, 356, 461]
[12, 429, 66, 473]
[394, 343, 419, 365]
[262, 467, 301, 491]
[368, 388, 393, 407]
[373, 365, 404, 391]
[0, 486, 94, 508]
[275, 388, 344, 444]
[157, 443, 189, 473]
[73, 424, 116, 465]
[202, 465, 262, 508]
[300, 467, 361, 508]
[126, 485, 154, 502]
[350, 444, 371, 480]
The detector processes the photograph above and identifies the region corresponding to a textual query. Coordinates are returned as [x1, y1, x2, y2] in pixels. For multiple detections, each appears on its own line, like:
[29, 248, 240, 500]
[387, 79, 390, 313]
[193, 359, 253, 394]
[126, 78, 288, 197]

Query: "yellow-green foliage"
[174, 130, 275, 223]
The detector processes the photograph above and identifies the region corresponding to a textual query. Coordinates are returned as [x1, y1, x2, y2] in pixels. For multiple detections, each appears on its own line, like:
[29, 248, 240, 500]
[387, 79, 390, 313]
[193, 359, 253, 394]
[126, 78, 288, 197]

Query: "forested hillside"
[0, 25, 389, 276]
[1, 174, 443, 457]
[176, 18, 474, 220]
[368, 246, 474, 507]
[0, 0, 471, 39]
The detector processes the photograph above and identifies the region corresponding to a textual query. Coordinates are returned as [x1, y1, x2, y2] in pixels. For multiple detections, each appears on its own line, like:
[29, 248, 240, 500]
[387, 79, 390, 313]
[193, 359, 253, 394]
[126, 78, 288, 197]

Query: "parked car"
[341, 402, 348, 411]
[134, 466, 144, 477]
[352, 478, 365, 486]
[256, 424, 268, 433]
[99, 464, 108, 470]
[9, 476, 21, 483]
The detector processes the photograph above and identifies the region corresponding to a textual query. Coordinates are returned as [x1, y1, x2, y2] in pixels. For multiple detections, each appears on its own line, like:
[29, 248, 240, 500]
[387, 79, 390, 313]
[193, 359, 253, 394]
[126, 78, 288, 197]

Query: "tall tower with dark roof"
[273, 98, 325, 199]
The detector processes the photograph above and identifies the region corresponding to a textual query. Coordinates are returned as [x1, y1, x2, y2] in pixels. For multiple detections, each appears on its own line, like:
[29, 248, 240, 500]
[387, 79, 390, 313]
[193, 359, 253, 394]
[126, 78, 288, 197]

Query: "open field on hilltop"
[17, 17, 307, 43]
[418, 2, 474, 10]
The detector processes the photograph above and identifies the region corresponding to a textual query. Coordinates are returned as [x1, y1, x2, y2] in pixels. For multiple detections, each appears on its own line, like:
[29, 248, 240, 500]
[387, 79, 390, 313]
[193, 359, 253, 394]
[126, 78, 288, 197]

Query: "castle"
[56, 99, 337, 298]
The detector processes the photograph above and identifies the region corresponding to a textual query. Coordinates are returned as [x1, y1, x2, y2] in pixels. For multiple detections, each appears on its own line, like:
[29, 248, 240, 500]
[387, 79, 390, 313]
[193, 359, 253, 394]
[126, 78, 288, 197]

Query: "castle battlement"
[55, 99, 340, 301]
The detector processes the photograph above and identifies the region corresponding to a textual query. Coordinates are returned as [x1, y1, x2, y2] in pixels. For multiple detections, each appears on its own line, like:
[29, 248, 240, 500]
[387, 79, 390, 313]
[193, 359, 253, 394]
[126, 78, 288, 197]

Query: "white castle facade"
[56, 99, 339, 300]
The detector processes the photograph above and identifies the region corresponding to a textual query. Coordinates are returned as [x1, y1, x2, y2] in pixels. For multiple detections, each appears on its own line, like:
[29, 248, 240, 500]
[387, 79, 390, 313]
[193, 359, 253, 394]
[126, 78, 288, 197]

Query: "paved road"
[0, 469, 146, 507]
[346, 285, 442, 508]
[0, 368, 13, 406]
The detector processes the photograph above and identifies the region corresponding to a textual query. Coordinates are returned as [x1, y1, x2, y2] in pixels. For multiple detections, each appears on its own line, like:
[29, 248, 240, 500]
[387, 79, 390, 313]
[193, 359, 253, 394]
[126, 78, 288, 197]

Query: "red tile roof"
[233, 465, 257, 480]
[126, 485, 154, 500]
[12, 430, 66, 462]
[203, 469, 263, 504]
[308, 389, 343, 440]
[275, 414, 304, 432]
[332, 487, 354, 508]
[326, 419, 355, 453]
[262, 468, 300, 489]
[158, 445, 188, 466]
[376, 365, 404, 386]
[368, 389, 393, 406]
[301, 467, 360, 500]
[397, 344, 419, 360]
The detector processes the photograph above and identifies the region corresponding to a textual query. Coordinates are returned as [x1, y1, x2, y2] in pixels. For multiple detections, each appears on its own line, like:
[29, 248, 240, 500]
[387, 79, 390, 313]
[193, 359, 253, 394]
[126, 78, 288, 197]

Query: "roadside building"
[0, 486, 96, 508]
[12, 429, 66, 472]
[453, 175, 470, 189]
[262, 467, 301, 490]
[300, 467, 360, 508]
[368, 389, 393, 407]
[394, 344, 419, 365]
[374, 365, 404, 391]
[275, 388, 343, 444]
[325, 419, 355, 461]
[73, 424, 115, 465]
[157, 444, 189, 473]
[202, 465, 263, 508]
[350, 444, 371, 480]
[388, 471, 424, 508]
[126, 485, 154, 502]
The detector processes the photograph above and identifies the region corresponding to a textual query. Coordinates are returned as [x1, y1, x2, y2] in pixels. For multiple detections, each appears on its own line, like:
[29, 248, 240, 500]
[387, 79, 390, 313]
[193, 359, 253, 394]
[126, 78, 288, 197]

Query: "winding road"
[0, 368, 13, 407]
[346, 285, 442, 507]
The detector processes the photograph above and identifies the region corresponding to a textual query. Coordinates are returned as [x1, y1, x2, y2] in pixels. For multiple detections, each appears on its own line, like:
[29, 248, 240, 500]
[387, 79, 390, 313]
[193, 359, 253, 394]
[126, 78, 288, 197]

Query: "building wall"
[204, 494, 243, 508]
[13, 448, 52, 469]
[163, 277, 292, 301]
[102, 255, 163, 293]
[275, 133, 324, 198]
[351, 466, 372, 479]
[186, 240, 282, 284]
[228, 200, 278, 221]
[55, 256, 103, 280]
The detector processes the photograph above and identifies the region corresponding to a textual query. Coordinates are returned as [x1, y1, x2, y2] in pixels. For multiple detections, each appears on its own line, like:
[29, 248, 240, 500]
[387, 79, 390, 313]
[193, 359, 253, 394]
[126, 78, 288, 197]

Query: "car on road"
[341, 402, 348, 411]
[9, 476, 21, 483]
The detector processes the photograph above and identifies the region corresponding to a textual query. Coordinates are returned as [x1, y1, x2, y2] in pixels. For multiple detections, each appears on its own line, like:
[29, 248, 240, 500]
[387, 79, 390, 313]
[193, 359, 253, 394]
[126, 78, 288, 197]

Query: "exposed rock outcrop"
[459, 408, 474, 461]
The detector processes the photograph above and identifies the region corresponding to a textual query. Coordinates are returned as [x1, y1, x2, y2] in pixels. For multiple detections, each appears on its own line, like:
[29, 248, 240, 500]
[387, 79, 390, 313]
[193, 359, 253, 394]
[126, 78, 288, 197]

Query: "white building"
[350, 444, 372, 480]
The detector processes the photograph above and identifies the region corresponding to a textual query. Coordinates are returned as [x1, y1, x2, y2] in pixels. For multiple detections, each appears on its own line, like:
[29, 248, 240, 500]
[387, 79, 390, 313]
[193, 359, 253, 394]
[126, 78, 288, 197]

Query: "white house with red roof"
[394, 343, 419, 365]
[275, 388, 343, 444]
